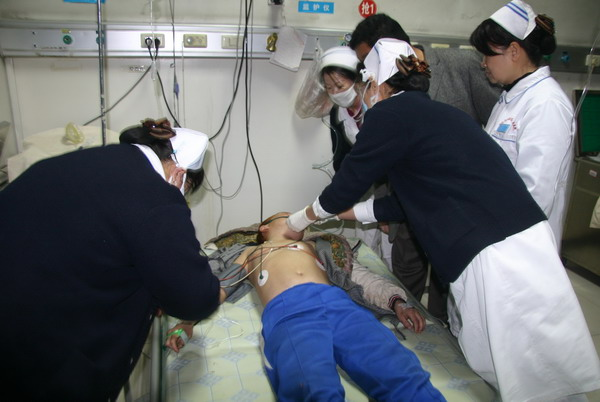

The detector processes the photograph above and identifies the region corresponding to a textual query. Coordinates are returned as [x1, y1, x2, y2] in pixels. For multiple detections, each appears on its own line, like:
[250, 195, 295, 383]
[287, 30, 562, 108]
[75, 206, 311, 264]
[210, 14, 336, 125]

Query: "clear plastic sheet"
[294, 44, 333, 119]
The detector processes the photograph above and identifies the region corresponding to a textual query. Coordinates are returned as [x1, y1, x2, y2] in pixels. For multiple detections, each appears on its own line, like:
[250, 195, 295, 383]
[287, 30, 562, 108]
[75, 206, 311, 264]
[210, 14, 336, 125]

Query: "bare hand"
[378, 223, 390, 234]
[164, 323, 193, 353]
[394, 305, 425, 334]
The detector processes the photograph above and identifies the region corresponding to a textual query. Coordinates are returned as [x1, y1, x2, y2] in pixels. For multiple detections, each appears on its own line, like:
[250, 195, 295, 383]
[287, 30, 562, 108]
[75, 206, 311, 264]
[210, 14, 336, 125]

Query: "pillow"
[206, 224, 260, 249]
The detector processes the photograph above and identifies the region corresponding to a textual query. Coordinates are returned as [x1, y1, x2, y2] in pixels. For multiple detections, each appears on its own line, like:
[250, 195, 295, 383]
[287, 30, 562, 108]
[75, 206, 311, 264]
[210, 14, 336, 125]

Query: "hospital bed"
[152, 226, 498, 402]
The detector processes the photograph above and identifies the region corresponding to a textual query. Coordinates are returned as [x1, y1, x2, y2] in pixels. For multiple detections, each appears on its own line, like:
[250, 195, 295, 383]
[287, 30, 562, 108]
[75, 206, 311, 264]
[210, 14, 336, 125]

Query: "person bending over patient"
[167, 212, 445, 402]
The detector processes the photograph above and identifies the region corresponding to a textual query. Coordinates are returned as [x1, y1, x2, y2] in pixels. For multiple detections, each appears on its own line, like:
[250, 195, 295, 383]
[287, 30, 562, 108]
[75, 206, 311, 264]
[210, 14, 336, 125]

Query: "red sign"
[359, 0, 377, 18]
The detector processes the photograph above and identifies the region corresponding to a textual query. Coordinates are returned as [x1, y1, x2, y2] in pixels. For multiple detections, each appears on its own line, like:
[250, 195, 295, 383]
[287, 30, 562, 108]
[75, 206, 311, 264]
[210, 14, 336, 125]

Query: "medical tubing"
[83, 67, 150, 126]
[208, 0, 253, 142]
[243, 0, 263, 221]
[168, 0, 180, 118]
[145, 37, 181, 128]
[206, 0, 256, 236]
[220, 245, 272, 288]
[573, 28, 600, 121]
[312, 115, 337, 170]
[156, 71, 181, 127]
[96, 0, 107, 145]
[221, 241, 308, 288]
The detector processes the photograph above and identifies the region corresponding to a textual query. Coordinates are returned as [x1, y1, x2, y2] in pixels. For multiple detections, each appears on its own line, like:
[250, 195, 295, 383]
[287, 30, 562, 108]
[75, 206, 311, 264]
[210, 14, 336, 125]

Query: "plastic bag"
[294, 43, 333, 119]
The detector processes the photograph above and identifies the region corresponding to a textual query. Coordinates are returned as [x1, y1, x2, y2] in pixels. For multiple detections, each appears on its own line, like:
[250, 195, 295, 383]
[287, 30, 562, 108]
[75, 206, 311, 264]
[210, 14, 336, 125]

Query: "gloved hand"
[287, 206, 316, 232]
[353, 199, 377, 223]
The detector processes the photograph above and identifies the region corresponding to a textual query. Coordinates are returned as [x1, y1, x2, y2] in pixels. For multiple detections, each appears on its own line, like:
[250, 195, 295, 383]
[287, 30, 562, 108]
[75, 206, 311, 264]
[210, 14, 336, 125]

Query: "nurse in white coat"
[470, 0, 575, 248]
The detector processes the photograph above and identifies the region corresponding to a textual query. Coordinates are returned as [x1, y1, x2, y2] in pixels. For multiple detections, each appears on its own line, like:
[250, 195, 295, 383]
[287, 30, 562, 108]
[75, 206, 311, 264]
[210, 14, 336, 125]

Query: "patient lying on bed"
[166, 212, 444, 401]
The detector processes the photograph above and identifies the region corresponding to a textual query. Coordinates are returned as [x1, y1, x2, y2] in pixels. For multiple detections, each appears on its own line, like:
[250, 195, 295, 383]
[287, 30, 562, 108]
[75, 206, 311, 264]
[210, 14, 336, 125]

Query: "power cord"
[145, 37, 181, 128]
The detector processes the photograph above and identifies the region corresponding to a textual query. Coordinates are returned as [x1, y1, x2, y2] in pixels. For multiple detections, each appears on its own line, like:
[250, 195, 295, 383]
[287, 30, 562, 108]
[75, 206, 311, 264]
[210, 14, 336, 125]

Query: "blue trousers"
[261, 283, 445, 401]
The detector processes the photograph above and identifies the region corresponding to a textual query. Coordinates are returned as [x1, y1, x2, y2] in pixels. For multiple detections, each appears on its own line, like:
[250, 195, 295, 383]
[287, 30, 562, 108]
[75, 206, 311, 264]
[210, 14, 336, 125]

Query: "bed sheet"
[160, 240, 498, 402]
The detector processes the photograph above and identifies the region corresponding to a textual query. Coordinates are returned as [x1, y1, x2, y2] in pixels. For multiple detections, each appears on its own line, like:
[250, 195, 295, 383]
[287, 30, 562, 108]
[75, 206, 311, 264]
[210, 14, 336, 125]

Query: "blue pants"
[261, 283, 445, 401]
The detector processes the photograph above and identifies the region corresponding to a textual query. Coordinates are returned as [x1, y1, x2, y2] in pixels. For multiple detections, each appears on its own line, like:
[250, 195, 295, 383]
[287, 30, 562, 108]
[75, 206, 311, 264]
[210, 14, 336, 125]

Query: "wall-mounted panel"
[0, 0, 598, 47]
[0, 21, 598, 75]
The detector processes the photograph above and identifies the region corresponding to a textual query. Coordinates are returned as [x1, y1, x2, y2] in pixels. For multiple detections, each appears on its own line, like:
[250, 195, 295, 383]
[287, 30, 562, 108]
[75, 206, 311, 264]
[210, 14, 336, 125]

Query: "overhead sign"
[298, 1, 335, 14]
[358, 0, 377, 18]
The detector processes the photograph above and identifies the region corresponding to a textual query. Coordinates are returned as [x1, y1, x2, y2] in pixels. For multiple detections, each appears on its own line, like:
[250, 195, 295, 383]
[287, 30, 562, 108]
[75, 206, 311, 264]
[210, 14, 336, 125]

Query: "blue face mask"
[360, 80, 380, 110]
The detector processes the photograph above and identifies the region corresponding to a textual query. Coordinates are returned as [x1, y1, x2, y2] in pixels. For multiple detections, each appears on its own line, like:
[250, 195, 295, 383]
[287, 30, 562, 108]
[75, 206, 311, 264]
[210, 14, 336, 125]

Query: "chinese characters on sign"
[298, 1, 335, 14]
[359, 0, 377, 18]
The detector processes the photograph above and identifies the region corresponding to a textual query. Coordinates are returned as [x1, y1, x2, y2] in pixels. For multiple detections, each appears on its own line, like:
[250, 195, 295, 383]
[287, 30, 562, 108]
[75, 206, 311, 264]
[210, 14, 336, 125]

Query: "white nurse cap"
[362, 38, 416, 86]
[170, 128, 209, 171]
[490, 0, 538, 40]
[319, 46, 360, 72]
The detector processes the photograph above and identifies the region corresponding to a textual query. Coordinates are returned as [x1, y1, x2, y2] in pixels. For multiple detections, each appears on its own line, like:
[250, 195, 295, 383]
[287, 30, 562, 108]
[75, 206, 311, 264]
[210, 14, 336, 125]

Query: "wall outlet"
[183, 34, 207, 48]
[221, 35, 244, 49]
[140, 33, 165, 48]
[585, 54, 600, 67]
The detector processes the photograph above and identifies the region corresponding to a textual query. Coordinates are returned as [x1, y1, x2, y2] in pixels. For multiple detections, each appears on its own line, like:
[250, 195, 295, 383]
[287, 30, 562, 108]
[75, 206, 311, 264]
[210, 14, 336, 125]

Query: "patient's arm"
[351, 261, 425, 333]
[219, 288, 227, 303]
[164, 288, 227, 353]
[350, 260, 407, 307]
[165, 321, 195, 353]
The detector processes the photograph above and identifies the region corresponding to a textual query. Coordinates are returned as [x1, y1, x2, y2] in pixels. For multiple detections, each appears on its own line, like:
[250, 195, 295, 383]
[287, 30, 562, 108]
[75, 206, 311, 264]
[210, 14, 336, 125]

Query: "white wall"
[2, 55, 334, 241]
[1, 0, 599, 242]
[0, 0, 599, 46]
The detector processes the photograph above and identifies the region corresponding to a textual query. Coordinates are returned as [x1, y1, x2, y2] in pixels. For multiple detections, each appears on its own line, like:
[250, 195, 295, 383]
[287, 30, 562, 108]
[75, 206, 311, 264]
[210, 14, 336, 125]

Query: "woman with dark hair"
[318, 46, 396, 265]
[0, 118, 225, 401]
[286, 38, 600, 401]
[318, 46, 364, 172]
[470, 0, 575, 247]
[119, 118, 207, 194]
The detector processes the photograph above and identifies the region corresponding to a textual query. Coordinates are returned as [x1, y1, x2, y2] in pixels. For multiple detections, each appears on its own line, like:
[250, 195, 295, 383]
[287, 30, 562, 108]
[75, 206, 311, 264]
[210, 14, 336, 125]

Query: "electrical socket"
[221, 35, 244, 49]
[183, 34, 207, 48]
[140, 33, 165, 48]
[585, 54, 600, 67]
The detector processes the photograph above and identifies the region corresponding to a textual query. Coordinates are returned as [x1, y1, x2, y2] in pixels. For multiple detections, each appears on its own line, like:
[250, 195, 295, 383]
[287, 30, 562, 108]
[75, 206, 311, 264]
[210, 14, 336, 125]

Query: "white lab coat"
[337, 107, 360, 145]
[448, 221, 600, 401]
[485, 66, 575, 247]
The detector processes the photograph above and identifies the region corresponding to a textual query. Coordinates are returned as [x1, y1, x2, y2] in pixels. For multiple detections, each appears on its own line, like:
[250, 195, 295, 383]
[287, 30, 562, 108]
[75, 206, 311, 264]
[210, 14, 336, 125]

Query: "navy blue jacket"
[319, 91, 546, 283]
[0, 144, 220, 401]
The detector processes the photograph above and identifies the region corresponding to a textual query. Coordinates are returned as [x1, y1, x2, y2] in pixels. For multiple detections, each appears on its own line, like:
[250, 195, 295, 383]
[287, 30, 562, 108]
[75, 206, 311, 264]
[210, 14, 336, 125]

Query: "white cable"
[222, 247, 273, 288]
[311, 115, 336, 171]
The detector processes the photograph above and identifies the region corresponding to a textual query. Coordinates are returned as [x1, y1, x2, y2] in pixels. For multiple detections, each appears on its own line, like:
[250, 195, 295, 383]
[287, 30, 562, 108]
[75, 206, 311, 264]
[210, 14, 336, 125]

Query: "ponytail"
[119, 118, 175, 161]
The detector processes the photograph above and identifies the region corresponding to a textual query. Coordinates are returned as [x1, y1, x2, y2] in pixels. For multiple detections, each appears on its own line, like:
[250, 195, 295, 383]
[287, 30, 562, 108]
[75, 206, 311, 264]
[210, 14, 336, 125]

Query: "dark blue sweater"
[0, 144, 220, 401]
[319, 91, 546, 283]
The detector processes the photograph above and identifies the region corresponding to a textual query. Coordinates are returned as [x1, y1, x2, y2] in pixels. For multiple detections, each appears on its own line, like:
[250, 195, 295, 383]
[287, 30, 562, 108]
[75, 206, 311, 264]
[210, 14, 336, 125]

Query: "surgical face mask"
[328, 85, 357, 108]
